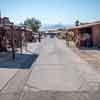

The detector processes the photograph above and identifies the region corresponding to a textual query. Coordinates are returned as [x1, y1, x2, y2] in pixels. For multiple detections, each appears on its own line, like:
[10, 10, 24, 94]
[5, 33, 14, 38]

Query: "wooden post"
[24, 26, 27, 51]
[20, 28, 23, 54]
[11, 24, 15, 60]
[75, 29, 80, 47]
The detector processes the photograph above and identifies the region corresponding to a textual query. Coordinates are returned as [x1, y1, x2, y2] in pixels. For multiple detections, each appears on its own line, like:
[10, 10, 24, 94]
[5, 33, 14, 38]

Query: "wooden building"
[67, 21, 100, 48]
[0, 17, 33, 52]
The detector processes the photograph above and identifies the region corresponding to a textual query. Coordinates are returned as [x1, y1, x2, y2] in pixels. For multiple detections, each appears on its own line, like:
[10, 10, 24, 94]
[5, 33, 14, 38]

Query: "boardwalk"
[0, 37, 100, 100]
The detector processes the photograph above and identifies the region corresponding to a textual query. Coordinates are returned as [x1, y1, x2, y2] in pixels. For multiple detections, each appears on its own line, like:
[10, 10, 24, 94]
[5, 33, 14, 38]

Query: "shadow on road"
[0, 53, 39, 69]
[79, 47, 100, 51]
[21, 90, 100, 100]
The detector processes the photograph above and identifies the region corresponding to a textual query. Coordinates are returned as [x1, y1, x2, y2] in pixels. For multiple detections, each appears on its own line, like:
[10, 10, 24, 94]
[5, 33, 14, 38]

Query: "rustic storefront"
[67, 22, 100, 48]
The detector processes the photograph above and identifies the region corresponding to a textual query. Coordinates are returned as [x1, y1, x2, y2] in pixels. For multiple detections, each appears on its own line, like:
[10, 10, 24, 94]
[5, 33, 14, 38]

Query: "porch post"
[76, 29, 80, 47]
[24, 26, 27, 51]
[11, 24, 15, 60]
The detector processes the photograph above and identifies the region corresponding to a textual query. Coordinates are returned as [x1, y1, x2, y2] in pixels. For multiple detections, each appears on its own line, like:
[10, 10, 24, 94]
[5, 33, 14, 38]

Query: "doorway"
[80, 27, 93, 47]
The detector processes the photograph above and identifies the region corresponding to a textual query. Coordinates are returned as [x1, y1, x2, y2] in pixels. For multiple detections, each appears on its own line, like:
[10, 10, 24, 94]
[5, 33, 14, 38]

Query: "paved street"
[0, 37, 100, 100]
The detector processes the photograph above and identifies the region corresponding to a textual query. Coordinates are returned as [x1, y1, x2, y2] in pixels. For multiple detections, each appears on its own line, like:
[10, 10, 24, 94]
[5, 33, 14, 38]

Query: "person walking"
[38, 32, 41, 42]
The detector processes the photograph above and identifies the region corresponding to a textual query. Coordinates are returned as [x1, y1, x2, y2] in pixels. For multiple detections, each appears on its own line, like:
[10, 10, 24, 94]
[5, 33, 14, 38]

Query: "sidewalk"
[0, 42, 40, 93]
[0, 69, 18, 91]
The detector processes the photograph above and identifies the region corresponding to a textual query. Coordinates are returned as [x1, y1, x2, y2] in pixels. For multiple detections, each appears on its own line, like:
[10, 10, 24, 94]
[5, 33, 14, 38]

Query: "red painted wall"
[92, 24, 100, 46]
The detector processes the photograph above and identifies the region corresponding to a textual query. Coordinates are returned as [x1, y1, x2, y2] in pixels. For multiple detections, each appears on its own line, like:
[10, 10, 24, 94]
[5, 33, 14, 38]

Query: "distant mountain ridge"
[39, 24, 65, 31]
[39, 24, 73, 31]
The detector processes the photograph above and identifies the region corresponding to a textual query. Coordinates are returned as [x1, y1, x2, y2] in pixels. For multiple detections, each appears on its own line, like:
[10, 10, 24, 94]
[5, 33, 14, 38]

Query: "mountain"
[39, 24, 65, 31]
[39, 24, 74, 32]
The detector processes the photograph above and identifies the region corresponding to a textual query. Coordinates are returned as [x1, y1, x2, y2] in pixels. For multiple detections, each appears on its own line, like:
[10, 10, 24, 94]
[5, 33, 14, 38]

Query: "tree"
[75, 20, 80, 26]
[24, 18, 41, 32]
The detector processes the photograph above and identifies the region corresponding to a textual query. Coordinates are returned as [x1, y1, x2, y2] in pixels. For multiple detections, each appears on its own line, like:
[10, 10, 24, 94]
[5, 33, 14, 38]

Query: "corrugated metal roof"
[67, 21, 100, 30]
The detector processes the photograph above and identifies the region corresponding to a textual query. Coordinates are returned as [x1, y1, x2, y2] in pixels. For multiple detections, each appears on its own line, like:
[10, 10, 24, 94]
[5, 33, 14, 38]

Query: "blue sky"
[0, 0, 100, 25]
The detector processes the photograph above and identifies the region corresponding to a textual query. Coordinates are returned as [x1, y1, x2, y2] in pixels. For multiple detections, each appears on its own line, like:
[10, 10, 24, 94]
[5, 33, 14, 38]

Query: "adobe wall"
[92, 24, 100, 46]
